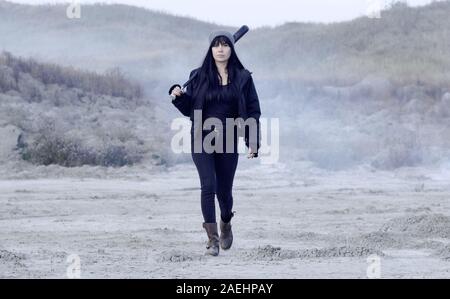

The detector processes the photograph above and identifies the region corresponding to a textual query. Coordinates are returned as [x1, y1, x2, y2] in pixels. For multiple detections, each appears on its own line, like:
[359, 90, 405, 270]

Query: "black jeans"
[191, 124, 239, 223]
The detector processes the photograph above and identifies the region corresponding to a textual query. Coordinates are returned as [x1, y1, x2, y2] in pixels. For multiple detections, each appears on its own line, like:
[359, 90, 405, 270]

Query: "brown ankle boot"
[219, 212, 235, 250]
[202, 222, 219, 256]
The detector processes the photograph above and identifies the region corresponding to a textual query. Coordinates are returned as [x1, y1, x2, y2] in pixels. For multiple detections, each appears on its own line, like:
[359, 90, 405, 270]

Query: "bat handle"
[168, 84, 187, 101]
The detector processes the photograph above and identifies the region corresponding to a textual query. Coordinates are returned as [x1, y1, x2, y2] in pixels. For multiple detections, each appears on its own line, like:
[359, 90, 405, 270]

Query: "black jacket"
[171, 68, 262, 155]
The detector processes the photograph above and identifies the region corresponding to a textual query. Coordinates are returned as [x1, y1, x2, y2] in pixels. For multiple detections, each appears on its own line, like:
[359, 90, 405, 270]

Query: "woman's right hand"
[171, 86, 183, 98]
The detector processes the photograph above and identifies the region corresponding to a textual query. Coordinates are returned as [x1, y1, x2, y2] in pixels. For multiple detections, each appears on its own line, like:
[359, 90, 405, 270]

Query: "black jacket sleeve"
[244, 75, 262, 156]
[171, 70, 196, 117]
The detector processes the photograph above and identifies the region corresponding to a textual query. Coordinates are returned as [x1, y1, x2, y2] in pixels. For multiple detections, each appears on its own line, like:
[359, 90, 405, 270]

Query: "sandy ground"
[0, 159, 449, 278]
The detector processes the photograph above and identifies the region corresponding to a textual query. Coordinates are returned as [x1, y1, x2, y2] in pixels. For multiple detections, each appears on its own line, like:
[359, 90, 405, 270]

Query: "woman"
[170, 30, 261, 256]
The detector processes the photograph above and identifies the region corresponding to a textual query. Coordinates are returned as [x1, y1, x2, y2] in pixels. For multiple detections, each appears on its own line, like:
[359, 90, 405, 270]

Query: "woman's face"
[211, 40, 232, 63]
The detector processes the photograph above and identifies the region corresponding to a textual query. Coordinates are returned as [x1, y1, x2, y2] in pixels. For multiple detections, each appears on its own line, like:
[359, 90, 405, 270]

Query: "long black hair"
[193, 35, 245, 102]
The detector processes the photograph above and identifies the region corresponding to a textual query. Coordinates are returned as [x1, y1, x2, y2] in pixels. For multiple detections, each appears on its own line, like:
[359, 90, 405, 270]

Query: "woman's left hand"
[247, 147, 257, 159]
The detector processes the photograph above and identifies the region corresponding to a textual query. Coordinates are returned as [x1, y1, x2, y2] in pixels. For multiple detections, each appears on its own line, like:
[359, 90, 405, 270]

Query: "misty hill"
[257, 1, 450, 86]
[1, 0, 450, 88]
[1, 1, 450, 170]
[0, 51, 168, 167]
[0, 0, 221, 85]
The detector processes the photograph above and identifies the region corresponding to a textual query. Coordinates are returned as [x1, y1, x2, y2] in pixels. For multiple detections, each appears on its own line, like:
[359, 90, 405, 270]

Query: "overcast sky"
[8, 0, 439, 27]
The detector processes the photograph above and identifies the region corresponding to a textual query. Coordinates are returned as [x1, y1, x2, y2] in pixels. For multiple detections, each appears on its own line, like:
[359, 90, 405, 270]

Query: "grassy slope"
[1, 1, 449, 87]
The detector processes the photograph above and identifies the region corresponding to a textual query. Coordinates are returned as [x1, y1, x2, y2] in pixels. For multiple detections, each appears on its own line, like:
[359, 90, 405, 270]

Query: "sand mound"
[0, 249, 26, 266]
[414, 240, 446, 251]
[380, 214, 450, 238]
[436, 244, 450, 261]
[348, 231, 411, 250]
[157, 250, 206, 263]
[276, 231, 323, 241]
[239, 245, 383, 261]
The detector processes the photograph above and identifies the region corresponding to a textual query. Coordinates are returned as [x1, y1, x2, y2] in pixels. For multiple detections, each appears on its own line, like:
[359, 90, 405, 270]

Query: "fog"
[6, 0, 439, 26]
[1, 1, 450, 279]
[2, 1, 450, 170]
